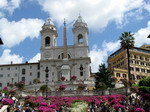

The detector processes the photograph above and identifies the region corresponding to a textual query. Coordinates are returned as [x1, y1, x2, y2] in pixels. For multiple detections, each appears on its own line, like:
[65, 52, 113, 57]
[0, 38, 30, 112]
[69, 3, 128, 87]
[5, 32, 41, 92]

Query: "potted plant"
[111, 76, 117, 82]
[71, 76, 77, 81]
[61, 77, 65, 81]
[59, 84, 67, 91]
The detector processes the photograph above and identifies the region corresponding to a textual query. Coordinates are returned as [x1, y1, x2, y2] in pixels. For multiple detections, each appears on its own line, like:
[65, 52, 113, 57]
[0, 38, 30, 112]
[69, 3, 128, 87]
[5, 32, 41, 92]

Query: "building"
[108, 45, 150, 82]
[0, 16, 94, 90]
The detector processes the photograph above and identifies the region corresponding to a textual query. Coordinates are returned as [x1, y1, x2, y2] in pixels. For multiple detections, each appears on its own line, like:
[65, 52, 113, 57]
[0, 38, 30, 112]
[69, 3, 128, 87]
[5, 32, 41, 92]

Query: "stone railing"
[22, 88, 130, 97]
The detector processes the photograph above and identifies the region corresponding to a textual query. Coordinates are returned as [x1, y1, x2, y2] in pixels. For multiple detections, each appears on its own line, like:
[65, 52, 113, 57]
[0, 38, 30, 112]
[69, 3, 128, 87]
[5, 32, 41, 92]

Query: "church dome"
[75, 15, 85, 23]
[73, 15, 88, 28]
[42, 17, 56, 31]
[44, 18, 54, 26]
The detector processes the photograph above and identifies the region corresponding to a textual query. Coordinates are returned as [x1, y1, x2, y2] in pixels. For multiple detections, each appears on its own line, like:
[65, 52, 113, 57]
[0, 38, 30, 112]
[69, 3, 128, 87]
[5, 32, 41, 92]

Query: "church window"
[58, 55, 60, 59]
[22, 69, 26, 74]
[68, 54, 71, 59]
[80, 64, 83, 70]
[46, 74, 49, 78]
[7, 82, 9, 86]
[78, 34, 84, 44]
[45, 37, 50, 47]
[37, 64, 40, 69]
[22, 77, 25, 82]
[80, 71, 83, 76]
[0, 74, 3, 77]
[37, 72, 40, 78]
[0, 83, 2, 87]
[80, 64, 84, 76]
[58, 53, 71, 59]
[62, 53, 64, 59]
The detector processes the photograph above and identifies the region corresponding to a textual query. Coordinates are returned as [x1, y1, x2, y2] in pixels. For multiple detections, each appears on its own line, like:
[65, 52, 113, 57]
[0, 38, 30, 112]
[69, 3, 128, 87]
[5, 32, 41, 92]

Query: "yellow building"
[108, 45, 150, 82]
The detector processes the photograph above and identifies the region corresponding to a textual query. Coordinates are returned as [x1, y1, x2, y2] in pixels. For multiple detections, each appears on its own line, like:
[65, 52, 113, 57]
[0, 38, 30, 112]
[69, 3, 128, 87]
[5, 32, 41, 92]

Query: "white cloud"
[37, 0, 148, 31]
[0, 49, 23, 64]
[89, 20, 150, 73]
[29, 53, 40, 63]
[89, 41, 120, 73]
[0, 0, 21, 17]
[144, 3, 150, 12]
[0, 18, 44, 48]
[134, 21, 150, 47]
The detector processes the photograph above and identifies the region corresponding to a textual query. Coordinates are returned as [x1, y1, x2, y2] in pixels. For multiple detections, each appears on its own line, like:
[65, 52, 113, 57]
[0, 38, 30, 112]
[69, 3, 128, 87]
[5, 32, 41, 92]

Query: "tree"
[95, 64, 112, 90]
[16, 81, 25, 91]
[119, 32, 135, 80]
[40, 85, 50, 96]
[33, 78, 40, 84]
[139, 76, 150, 87]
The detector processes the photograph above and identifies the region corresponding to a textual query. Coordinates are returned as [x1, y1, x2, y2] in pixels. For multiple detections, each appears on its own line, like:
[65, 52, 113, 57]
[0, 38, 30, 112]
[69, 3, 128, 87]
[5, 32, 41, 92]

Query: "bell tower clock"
[40, 18, 58, 60]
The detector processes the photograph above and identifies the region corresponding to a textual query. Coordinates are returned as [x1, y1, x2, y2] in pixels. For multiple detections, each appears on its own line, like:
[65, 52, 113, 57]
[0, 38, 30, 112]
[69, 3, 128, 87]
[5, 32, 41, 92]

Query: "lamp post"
[45, 67, 49, 100]
[45, 78, 49, 100]
[35, 86, 37, 96]
[11, 78, 14, 89]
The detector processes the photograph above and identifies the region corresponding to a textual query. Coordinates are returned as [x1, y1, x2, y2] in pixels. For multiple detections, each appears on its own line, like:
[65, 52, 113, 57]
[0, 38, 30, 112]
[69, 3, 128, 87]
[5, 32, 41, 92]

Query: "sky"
[0, 0, 150, 73]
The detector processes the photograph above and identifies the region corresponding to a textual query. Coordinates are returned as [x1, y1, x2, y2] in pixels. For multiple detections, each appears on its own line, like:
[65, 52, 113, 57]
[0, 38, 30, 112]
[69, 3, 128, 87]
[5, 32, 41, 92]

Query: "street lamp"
[35, 86, 37, 96]
[45, 67, 49, 100]
[11, 78, 14, 89]
[45, 78, 49, 100]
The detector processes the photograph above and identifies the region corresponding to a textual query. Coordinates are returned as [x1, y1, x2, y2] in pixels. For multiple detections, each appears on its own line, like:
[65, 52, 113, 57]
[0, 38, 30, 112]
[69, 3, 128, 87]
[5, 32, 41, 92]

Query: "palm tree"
[119, 32, 135, 80]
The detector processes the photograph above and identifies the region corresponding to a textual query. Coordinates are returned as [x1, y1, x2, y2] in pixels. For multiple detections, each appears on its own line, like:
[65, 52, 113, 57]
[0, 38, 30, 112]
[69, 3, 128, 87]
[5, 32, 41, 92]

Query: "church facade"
[0, 16, 94, 90]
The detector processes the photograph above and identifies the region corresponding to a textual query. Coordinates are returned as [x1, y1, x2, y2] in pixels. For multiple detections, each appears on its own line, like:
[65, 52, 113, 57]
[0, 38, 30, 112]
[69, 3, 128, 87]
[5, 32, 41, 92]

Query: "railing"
[22, 88, 129, 97]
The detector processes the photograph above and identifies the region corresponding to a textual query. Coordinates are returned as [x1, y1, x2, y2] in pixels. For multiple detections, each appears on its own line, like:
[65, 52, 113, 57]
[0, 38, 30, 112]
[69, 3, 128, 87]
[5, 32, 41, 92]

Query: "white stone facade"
[0, 16, 94, 90]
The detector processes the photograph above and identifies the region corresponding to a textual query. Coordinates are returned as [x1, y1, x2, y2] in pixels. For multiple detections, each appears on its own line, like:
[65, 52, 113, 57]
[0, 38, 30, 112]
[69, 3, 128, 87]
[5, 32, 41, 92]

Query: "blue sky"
[0, 0, 150, 72]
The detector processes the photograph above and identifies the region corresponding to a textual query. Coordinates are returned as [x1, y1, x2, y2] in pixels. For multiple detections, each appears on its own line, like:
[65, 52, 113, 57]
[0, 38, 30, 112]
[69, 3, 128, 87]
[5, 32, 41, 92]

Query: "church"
[0, 16, 94, 91]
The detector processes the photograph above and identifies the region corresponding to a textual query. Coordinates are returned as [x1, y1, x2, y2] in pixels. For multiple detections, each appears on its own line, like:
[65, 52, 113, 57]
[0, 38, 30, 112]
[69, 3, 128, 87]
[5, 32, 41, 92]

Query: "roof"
[44, 18, 54, 26]
[73, 15, 88, 28]
[75, 15, 86, 23]
[0, 62, 39, 67]
[109, 46, 150, 58]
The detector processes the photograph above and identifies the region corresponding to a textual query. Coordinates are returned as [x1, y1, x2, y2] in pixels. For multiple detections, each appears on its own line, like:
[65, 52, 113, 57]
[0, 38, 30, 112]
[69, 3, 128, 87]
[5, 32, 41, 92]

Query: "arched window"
[58, 55, 60, 59]
[68, 54, 71, 59]
[58, 53, 71, 59]
[45, 37, 50, 47]
[78, 34, 84, 44]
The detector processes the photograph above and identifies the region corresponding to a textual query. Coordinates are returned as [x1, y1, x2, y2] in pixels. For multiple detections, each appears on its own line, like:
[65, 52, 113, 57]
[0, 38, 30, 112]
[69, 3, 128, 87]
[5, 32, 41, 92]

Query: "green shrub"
[139, 76, 150, 87]
[138, 86, 150, 93]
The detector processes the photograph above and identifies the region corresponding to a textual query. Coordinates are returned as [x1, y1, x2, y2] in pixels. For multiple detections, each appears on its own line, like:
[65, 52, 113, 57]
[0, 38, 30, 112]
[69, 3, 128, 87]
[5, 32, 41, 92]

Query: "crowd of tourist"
[0, 91, 150, 112]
